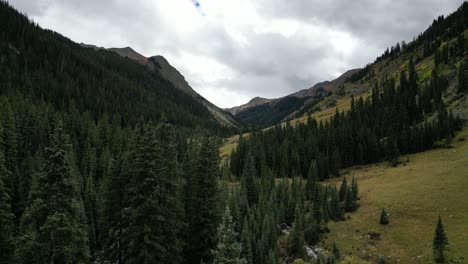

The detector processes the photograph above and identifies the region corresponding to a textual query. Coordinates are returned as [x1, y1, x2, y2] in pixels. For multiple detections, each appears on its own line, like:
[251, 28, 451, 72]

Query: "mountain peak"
[108, 47, 148, 65]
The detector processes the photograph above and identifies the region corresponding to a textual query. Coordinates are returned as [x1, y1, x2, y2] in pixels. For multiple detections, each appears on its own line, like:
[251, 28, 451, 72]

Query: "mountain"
[0, 1, 239, 134]
[109, 47, 240, 128]
[226, 69, 361, 127]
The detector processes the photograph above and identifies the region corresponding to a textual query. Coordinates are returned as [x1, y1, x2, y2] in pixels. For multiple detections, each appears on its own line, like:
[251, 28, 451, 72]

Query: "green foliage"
[289, 207, 306, 258]
[16, 121, 89, 263]
[0, 149, 14, 263]
[125, 122, 184, 264]
[212, 205, 247, 264]
[332, 242, 341, 260]
[433, 216, 449, 263]
[459, 58, 468, 93]
[380, 209, 389, 225]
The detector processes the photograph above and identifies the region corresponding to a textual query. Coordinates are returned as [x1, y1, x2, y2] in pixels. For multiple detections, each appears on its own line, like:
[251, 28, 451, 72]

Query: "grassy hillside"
[322, 128, 468, 263]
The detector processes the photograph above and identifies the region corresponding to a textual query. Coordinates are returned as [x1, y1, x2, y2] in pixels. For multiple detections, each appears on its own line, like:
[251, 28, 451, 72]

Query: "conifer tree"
[187, 135, 221, 264]
[433, 216, 449, 263]
[16, 120, 89, 263]
[289, 207, 306, 258]
[459, 59, 468, 93]
[126, 122, 184, 264]
[0, 150, 14, 263]
[339, 177, 348, 202]
[212, 205, 247, 264]
[380, 209, 389, 225]
[99, 155, 128, 264]
[378, 255, 385, 264]
[332, 242, 340, 260]
[242, 153, 258, 205]
[240, 217, 253, 264]
[305, 160, 318, 200]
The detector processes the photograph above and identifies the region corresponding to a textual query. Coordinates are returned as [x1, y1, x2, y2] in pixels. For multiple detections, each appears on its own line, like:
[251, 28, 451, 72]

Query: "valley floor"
[322, 128, 468, 263]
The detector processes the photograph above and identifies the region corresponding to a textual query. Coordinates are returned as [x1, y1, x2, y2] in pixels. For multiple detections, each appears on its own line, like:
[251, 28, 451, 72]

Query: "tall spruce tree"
[0, 150, 14, 263]
[433, 216, 449, 263]
[187, 135, 220, 264]
[16, 120, 89, 263]
[100, 154, 129, 264]
[126, 122, 183, 264]
[332, 242, 340, 260]
[212, 205, 247, 264]
[289, 207, 306, 258]
[459, 59, 468, 93]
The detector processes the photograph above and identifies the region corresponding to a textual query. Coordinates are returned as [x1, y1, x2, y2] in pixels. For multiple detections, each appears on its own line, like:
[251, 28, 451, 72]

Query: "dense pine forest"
[1, 0, 468, 264]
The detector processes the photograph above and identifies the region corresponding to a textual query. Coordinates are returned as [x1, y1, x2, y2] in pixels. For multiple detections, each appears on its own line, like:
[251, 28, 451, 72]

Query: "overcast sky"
[9, 0, 465, 108]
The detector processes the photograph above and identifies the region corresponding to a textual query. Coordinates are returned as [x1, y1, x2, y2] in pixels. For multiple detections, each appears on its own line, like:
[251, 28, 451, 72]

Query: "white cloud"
[8, 0, 466, 108]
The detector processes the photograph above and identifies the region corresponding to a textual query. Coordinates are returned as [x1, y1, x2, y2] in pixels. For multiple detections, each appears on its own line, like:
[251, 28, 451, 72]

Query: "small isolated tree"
[378, 255, 385, 264]
[332, 242, 340, 260]
[289, 207, 306, 258]
[380, 209, 389, 225]
[212, 205, 246, 264]
[433, 216, 449, 263]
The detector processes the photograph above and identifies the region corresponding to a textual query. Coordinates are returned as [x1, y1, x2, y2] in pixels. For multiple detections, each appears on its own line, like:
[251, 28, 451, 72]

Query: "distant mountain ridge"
[109, 47, 240, 128]
[226, 69, 361, 127]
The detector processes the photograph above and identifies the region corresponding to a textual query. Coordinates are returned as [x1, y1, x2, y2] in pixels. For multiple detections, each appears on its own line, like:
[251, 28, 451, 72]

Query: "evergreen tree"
[187, 135, 220, 264]
[380, 209, 389, 225]
[0, 150, 14, 263]
[339, 177, 348, 202]
[378, 255, 385, 264]
[100, 154, 129, 264]
[212, 205, 247, 264]
[433, 216, 449, 263]
[16, 121, 89, 263]
[332, 242, 340, 260]
[305, 160, 318, 200]
[242, 153, 258, 205]
[458, 59, 468, 93]
[289, 207, 306, 258]
[240, 217, 253, 264]
[126, 122, 184, 264]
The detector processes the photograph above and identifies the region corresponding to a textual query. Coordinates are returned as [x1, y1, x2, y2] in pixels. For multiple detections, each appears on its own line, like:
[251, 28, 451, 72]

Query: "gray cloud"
[6, 0, 465, 107]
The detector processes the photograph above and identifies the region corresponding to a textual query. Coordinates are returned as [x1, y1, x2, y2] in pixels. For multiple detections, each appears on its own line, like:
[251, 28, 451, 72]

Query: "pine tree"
[242, 153, 258, 205]
[126, 122, 183, 264]
[212, 205, 247, 264]
[305, 160, 318, 200]
[289, 207, 306, 258]
[433, 216, 449, 263]
[332, 242, 340, 260]
[0, 150, 14, 263]
[100, 154, 129, 264]
[378, 255, 386, 264]
[339, 177, 348, 201]
[458, 59, 468, 93]
[16, 120, 89, 263]
[240, 217, 253, 264]
[350, 176, 359, 201]
[187, 135, 221, 264]
[380, 209, 389, 225]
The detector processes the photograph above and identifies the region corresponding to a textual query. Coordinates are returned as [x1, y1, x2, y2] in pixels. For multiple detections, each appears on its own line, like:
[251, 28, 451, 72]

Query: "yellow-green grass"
[322, 128, 468, 263]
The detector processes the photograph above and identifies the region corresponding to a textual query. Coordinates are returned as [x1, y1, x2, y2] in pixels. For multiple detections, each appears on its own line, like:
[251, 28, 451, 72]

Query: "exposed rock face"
[109, 47, 148, 65]
[227, 97, 273, 115]
[109, 47, 239, 128]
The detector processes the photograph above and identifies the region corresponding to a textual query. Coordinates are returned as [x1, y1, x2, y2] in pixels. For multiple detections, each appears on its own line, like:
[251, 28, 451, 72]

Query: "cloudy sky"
[9, 0, 465, 108]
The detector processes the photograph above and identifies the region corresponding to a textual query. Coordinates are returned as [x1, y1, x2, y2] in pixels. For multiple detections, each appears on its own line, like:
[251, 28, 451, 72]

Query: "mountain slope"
[323, 128, 468, 263]
[110, 48, 240, 128]
[226, 69, 361, 127]
[0, 2, 238, 133]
